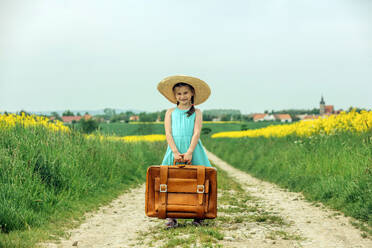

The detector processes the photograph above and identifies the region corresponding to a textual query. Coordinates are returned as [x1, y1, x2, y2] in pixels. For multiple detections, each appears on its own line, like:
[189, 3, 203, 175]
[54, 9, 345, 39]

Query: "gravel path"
[41, 185, 160, 248]
[205, 149, 372, 248]
[40, 151, 372, 248]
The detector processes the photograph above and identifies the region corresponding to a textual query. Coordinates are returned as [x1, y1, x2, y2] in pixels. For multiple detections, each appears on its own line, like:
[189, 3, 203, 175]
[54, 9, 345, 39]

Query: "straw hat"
[157, 75, 211, 105]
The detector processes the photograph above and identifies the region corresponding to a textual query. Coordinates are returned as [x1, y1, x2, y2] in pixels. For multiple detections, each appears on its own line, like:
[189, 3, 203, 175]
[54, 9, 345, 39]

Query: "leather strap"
[159, 165, 169, 219]
[196, 166, 205, 219]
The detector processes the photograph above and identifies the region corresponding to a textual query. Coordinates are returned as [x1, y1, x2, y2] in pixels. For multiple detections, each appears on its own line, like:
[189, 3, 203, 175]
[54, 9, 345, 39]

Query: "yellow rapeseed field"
[0, 113, 70, 133]
[212, 110, 372, 139]
[4, 109, 370, 142]
[0, 113, 165, 142]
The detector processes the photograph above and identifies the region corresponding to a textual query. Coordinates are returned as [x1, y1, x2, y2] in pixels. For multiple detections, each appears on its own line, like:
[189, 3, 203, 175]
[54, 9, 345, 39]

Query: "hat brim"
[157, 75, 211, 105]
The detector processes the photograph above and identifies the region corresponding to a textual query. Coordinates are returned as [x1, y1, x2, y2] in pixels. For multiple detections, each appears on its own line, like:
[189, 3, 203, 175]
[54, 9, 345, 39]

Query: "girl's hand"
[173, 151, 183, 162]
[183, 151, 193, 164]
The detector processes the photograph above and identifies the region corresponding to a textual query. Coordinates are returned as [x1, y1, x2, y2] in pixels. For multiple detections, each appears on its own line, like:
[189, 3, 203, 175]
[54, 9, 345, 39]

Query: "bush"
[202, 127, 212, 135]
[79, 118, 99, 134]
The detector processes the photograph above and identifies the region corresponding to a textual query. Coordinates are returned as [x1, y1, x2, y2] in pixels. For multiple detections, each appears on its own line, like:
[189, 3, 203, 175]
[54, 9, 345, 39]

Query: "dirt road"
[40, 151, 372, 248]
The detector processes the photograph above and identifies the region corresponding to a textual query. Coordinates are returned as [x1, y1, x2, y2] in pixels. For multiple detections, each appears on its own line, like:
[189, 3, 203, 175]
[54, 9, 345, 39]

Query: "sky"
[0, 0, 371, 114]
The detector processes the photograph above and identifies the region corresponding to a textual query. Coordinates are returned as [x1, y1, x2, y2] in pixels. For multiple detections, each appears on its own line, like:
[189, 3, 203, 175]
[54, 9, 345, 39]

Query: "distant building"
[325, 105, 334, 114]
[274, 114, 292, 123]
[303, 115, 320, 121]
[253, 114, 267, 122]
[61, 114, 91, 124]
[129, 115, 140, 121]
[296, 114, 307, 120]
[253, 113, 277, 122]
[263, 114, 275, 121]
[320, 96, 334, 115]
[320, 96, 325, 115]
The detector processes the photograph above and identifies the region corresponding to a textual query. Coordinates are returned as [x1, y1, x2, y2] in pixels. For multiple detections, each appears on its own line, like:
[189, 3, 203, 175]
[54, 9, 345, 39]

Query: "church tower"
[320, 95, 325, 115]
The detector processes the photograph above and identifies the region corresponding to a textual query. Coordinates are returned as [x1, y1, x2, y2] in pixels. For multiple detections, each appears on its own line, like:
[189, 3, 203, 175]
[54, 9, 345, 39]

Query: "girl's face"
[173, 86, 194, 105]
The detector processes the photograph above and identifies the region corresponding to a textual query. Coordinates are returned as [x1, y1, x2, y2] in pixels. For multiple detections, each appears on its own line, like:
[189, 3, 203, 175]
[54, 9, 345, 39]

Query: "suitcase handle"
[173, 155, 191, 167]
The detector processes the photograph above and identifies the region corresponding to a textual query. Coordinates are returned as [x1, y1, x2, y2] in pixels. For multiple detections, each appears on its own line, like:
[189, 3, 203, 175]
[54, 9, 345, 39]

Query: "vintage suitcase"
[145, 159, 217, 219]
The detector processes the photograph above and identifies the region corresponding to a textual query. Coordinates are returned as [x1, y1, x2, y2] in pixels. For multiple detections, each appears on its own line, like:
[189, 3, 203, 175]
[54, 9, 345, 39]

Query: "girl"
[157, 75, 212, 229]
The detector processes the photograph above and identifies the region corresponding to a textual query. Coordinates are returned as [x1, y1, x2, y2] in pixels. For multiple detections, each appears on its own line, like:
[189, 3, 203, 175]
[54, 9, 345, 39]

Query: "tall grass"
[0, 125, 166, 247]
[203, 132, 372, 226]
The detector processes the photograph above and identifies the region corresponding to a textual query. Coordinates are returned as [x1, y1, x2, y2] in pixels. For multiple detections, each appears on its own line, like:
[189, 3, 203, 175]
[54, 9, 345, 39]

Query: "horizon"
[1, 100, 368, 116]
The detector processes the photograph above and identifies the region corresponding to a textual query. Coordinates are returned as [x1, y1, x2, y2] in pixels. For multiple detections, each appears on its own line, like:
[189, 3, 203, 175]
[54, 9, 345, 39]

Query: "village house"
[253, 114, 278, 122]
[129, 115, 140, 121]
[253, 113, 266, 122]
[274, 114, 292, 123]
[296, 114, 307, 120]
[303, 115, 320, 120]
[59, 114, 92, 124]
[264, 114, 276, 121]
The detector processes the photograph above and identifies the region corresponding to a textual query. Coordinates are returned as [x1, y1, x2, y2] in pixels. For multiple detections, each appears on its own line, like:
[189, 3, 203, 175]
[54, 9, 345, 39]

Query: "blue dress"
[161, 106, 212, 167]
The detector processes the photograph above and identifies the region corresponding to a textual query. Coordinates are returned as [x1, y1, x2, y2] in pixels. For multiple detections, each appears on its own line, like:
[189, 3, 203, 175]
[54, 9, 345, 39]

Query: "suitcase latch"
[197, 185, 205, 193]
[160, 184, 167, 192]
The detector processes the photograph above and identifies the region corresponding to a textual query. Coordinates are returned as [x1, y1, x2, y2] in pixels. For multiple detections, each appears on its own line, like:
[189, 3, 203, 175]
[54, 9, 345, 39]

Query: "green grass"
[202, 131, 372, 231]
[97, 121, 276, 136]
[0, 125, 167, 247]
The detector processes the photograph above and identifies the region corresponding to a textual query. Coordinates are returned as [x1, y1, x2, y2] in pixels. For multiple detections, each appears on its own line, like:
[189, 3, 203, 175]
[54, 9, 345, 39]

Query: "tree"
[51, 111, 62, 121]
[159, 110, 166, 121]
[202, 113, 213, 121]
[103, 108, 116, 119]
[202, 127, 212, 135]
[241, 124, 248, 131]
[138, 112, 155, 122]
[18, 109, 31, 116]
[79, 118, 99, 134]
[242, 115, 253, 121]
[62, 110, 74, 116]
[232, 114, 241, 121]
[221, 114, 230, 121]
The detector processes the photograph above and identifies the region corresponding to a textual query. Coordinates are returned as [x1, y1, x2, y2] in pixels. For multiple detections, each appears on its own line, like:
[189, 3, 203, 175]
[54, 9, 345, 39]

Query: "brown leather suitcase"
[145, 160, 217, 219]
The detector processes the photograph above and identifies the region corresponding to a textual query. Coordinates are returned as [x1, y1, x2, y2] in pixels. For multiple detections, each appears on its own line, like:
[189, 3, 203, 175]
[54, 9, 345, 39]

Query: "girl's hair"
[172, 82, 195, 117]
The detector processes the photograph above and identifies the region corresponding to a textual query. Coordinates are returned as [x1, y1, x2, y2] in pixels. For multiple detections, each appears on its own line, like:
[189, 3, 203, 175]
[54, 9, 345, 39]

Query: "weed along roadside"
[202, 131, 372, 236]
[0, 118, 166, 248]
[204, 149, 372, 248]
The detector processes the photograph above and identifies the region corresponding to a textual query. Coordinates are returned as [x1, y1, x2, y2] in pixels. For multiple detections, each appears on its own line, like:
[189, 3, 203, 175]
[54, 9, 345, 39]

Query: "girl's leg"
[165, 218, 178, 228]
[192, 218, 204, 226]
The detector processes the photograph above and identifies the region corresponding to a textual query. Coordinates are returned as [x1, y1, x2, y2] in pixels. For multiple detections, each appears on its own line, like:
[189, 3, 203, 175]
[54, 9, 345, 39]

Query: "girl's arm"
[164, 108, 182, 161]
[184, 109, 202, 162]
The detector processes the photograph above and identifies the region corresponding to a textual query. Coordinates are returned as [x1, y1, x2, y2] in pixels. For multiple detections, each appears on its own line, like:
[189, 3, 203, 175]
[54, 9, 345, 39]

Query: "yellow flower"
[0, 113, 70, 133]
[212, 110, 372, 139]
